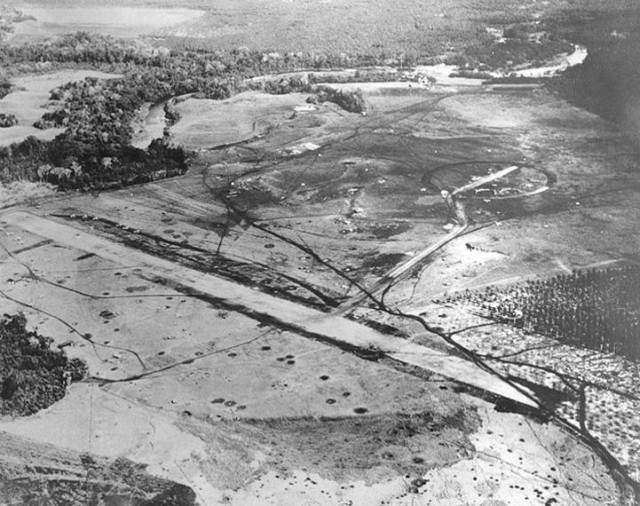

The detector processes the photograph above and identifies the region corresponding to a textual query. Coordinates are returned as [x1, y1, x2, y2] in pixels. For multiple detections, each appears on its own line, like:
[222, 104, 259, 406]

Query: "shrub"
[311, 85, 366, 113]
[0, 113, 17, 127]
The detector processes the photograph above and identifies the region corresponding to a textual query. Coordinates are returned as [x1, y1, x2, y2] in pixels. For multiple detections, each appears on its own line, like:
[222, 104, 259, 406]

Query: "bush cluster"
[0, 112, 17, 127]
[309, 85, 367, 114]
[0, 313, 87, 416]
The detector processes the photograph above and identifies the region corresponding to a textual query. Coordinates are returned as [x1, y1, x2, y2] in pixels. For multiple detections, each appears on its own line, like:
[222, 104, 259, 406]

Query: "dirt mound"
[242, 408, 480, 483]
[0, 313, 86, 416]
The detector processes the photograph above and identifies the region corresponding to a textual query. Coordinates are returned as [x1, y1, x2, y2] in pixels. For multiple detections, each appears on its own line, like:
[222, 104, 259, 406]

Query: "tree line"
[0, 32, 373, 188]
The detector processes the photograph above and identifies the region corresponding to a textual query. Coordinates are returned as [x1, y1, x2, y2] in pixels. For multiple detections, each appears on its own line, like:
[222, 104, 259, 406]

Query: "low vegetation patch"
[443, 266, 640, 361]
[243, 408, 480, 482]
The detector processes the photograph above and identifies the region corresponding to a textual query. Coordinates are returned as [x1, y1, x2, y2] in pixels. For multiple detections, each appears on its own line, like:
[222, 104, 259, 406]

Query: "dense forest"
[0, 313, 86, 416]
[546, 9, 640, 151]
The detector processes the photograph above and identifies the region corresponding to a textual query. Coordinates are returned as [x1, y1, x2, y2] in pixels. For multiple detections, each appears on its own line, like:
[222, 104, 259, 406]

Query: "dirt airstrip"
[0, 211, 620, 505]
[1, 60, 638, 505]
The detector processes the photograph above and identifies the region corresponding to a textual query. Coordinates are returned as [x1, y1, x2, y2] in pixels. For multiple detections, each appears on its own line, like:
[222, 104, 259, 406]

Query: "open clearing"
[0, 213, 619, 505]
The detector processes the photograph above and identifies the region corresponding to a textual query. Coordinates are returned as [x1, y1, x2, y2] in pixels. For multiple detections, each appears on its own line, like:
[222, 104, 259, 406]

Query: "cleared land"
[2, 0, 640, 505]
[1, 69, 638, 503]
[169, 93, 311, 151]
[0, 214, 619, 505]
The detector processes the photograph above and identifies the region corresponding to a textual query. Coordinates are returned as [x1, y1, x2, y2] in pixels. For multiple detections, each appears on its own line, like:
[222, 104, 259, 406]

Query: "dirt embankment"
[242, 407, 480, 483]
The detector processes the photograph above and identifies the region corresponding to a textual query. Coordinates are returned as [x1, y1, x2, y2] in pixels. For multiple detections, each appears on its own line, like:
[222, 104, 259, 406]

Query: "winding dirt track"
[0, 210, 536, 407]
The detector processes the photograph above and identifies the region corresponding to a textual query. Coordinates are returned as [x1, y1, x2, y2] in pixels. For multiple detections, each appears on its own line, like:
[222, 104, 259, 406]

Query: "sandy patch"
[513, 44, 588, 78]
[281, 141, 321, 155]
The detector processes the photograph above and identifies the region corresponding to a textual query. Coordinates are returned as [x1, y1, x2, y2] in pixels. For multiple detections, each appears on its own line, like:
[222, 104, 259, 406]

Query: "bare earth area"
[0, 214, 620, 505]
[1, 67, 638, 504]
[2, 0, 640, 503]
